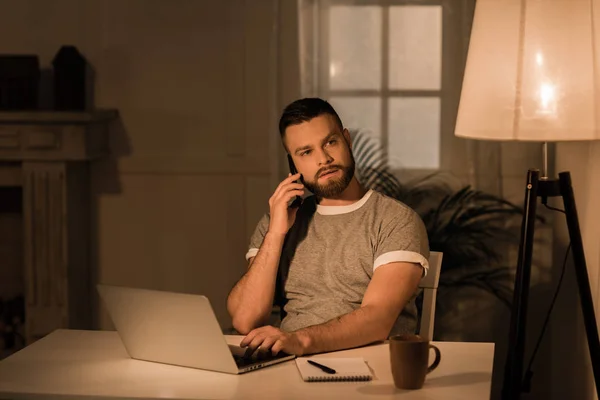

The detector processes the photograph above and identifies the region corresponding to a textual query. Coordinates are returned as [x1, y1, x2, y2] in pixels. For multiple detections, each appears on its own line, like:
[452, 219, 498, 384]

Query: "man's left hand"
[240, 326, 306, 356]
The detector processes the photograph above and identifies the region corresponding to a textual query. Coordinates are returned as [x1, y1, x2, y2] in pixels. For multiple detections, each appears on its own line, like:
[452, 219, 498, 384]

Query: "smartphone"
[287, 154, 303, 208]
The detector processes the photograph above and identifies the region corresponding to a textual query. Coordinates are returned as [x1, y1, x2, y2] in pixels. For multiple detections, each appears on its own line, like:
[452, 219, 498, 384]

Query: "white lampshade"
[455, 0, 600, 141]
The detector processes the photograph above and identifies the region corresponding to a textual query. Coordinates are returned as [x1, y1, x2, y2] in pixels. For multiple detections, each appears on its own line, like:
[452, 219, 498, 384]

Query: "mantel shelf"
[0, 109, 118, 162]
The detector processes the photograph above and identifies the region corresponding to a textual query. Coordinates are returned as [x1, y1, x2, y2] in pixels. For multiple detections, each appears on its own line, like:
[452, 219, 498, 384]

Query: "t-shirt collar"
[316, 189, 374, 215]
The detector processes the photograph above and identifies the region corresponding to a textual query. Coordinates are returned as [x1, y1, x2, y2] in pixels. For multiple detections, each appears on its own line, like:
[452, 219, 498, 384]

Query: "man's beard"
[302, 155, 355, 199]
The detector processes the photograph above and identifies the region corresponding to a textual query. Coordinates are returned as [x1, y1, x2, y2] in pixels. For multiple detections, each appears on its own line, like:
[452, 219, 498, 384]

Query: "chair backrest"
[418, 251, 443, 341]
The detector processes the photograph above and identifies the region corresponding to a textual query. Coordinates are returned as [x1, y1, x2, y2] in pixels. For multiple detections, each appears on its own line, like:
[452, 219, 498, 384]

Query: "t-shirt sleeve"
[373, 208, 430, 276]
[245, 213, 270, 261]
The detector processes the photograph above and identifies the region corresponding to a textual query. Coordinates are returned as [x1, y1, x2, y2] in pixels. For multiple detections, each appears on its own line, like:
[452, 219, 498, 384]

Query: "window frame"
[315, 0, 465, 177]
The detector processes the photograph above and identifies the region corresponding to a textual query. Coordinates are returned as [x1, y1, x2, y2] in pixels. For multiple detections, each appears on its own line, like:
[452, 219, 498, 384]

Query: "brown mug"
[389, 334, 441, 390]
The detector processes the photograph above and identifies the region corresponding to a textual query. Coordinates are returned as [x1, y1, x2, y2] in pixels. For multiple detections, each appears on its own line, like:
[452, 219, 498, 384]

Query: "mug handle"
[427, 344, 441, 373]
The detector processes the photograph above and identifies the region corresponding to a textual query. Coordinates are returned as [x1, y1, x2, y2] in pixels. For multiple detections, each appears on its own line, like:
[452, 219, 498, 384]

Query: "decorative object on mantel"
[0, 55, 39, 110]
[52, 46, 88, 111]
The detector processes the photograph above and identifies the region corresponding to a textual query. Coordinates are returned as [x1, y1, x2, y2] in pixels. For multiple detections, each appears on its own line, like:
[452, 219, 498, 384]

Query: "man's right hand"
[268, 173, 304, 235]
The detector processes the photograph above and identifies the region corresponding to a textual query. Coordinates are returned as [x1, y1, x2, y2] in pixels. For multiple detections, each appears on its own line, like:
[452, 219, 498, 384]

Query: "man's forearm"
[295, 304, 396, 355]
[227, 232, 286, 334]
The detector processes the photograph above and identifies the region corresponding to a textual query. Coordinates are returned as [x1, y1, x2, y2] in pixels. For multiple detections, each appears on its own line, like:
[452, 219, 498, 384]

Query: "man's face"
[284, 114, 355, 199]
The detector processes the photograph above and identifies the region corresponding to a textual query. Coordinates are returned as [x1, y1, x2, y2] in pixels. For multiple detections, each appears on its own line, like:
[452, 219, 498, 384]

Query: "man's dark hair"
[278, 98, 343, 139]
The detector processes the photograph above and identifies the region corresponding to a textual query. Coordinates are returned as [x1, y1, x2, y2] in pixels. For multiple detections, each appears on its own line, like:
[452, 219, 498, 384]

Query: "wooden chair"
[418, 251, 443, 341]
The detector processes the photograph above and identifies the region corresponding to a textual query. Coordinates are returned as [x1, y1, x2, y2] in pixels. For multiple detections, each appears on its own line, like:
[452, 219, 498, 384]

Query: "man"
[227, 98, 429, 357]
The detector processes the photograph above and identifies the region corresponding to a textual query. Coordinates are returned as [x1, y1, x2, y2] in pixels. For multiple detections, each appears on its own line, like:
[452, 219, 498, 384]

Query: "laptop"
[97, 284, 295, 374]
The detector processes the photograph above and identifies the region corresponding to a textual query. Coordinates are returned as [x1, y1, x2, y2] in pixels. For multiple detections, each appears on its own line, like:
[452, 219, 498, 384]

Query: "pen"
[307, 359, 336, 374]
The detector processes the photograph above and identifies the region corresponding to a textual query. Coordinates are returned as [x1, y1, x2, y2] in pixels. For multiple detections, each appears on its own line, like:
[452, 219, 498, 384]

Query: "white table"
[0, 329, 494, 400]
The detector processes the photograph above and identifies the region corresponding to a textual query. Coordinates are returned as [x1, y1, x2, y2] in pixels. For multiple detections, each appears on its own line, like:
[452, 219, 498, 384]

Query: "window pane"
[329, 97, 382, 142]
[389, 6, 442, 90]
[388, 97, 440, 169]
[329, 6, 381, 90]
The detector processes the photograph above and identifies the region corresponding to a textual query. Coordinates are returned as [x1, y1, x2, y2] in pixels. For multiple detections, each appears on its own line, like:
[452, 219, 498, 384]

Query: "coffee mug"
[389, 334, 441, 390]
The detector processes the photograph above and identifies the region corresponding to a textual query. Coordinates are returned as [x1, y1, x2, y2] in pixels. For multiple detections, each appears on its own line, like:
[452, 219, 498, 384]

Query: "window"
[316, 0, 443, 170]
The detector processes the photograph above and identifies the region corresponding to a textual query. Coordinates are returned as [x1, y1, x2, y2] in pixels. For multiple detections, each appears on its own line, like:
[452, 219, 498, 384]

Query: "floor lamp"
[454, 1, 600, 399]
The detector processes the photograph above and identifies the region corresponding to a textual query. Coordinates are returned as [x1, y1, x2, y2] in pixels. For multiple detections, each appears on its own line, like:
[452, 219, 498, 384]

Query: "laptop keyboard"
[230, 346, 291, 368]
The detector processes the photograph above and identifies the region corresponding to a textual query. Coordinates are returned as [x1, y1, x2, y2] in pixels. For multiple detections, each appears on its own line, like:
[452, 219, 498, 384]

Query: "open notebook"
[295, 357, 373, 382]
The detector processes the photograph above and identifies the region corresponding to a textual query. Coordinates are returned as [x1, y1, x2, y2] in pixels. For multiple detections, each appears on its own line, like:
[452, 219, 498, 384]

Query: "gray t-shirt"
[245, 189, 430, 336]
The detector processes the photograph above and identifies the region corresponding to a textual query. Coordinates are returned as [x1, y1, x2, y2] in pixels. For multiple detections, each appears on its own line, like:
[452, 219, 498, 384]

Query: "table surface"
[0, 329, 495, 400]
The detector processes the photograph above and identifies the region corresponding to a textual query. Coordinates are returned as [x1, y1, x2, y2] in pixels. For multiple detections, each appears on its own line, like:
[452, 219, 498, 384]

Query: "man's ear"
[342, 128, 352, 150]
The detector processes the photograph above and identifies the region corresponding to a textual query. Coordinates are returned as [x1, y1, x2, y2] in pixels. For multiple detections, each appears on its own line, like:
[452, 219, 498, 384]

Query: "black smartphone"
[287, 154, 303, 208]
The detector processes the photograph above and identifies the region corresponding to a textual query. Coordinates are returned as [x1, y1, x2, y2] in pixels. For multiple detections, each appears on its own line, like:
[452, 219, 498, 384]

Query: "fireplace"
[0, 110, 116, 353]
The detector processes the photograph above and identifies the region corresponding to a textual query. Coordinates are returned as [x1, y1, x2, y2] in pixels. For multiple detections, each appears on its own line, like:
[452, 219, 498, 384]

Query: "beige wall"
[0, 0, 300, 331]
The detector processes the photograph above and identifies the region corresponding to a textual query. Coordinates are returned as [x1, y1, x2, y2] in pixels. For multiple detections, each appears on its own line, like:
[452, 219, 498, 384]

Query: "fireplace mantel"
[0, 110, 118, 344]
[0, 110, 117, 162]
